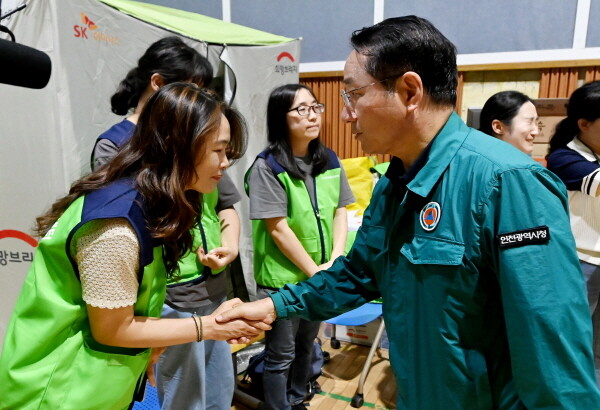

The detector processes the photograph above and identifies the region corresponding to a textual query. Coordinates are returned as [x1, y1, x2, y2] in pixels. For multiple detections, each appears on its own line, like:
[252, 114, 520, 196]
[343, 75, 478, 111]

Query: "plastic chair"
[131, 382, 160, 410]
[325, 302, 385, 408]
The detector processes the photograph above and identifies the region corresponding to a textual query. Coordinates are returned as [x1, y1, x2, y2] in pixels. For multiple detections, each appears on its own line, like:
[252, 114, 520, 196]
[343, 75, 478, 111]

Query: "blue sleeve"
[547, 148, 600, 194]
[481, 167, 600, 407]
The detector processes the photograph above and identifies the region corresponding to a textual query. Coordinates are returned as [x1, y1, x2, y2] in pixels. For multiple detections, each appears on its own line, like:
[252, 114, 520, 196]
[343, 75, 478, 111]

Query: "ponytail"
[110, 67, 147, 115]
[109, 36, 213, 115]
[547, 116, 578, 154]
[547, 80, 600, 156]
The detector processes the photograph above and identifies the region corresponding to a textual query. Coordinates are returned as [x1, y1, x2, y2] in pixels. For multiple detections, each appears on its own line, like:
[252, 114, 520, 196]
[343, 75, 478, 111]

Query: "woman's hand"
[197, 246, 237, 270]
[146, 346, 167, 386]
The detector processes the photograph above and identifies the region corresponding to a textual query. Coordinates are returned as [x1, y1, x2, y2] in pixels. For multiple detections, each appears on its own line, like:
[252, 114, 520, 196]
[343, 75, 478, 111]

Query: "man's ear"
[150, 73, 165, 91]
[491, 119, 505, 136]
[396, 72, 423, 113]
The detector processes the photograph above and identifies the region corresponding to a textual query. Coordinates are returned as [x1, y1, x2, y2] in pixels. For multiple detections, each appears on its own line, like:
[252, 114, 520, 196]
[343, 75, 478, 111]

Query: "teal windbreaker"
[271, 113, 600, 409]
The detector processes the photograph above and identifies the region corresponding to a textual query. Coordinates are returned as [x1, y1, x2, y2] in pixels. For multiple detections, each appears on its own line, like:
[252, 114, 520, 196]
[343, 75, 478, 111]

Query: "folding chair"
[325, 302, 385, 408]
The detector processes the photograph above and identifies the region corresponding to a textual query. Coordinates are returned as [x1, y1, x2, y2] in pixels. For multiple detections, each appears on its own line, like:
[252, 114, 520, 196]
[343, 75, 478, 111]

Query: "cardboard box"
[533, 98, 568, 117]
[323, 318, 383, 347]
[532, 98, 568, 162]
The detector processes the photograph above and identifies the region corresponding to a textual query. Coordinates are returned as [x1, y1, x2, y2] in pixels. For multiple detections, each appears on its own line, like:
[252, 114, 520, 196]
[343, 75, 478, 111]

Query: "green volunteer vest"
[251, 152, 341, 288]
[168, 189, 223, 287]
[0, 192, 166, 409]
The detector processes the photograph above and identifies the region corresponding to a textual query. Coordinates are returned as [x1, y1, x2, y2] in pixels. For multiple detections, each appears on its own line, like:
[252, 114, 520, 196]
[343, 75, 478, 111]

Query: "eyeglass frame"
[340, 75, 401, 109]
[287, 103, 325, 116]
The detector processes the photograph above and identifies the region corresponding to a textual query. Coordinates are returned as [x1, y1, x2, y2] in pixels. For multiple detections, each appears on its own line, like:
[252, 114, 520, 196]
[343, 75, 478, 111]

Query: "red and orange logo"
[73, 11, 119, 44]
[74, 12, 98, 39]
[81, 12, 98, 30]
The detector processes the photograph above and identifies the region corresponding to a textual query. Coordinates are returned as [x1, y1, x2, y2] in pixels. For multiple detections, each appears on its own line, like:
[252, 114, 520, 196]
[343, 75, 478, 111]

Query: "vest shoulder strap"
[68, 180, 155, 282]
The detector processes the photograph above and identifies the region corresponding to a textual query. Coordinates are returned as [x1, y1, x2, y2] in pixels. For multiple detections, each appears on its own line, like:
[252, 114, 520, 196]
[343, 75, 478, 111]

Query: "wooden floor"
[232, 338, 397, 410]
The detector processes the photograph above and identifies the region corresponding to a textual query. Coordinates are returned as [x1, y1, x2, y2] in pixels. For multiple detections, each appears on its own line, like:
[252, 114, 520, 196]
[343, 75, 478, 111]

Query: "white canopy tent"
[0, 0, 301, 346]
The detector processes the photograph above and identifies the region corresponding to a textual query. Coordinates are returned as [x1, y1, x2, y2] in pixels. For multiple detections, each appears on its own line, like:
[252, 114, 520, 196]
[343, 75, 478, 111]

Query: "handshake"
[209, 297, 279, 344]
[147, 297, 279, 386]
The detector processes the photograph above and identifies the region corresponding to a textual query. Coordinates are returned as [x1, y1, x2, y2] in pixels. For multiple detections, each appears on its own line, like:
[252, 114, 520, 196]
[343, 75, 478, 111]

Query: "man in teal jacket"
[218, 16, 600, 408]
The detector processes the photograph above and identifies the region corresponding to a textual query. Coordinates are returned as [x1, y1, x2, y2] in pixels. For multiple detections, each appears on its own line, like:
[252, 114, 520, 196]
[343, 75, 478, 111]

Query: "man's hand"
[202, 298, 272, 344]
[215, 298, 277, 334]
[215, 298, 278, 344]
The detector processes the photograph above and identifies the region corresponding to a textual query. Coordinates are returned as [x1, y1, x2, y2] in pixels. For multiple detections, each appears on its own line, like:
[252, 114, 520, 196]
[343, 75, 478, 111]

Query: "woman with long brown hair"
[0, 82, 265, 409]
[90, 37, 244, 409]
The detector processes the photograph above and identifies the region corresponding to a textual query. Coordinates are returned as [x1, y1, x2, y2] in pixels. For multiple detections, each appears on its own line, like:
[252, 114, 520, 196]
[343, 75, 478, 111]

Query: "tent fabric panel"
[98, 0, 294, 45]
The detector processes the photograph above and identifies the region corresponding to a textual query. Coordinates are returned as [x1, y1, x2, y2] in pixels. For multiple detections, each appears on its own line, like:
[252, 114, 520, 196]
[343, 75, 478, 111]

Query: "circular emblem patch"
[419, 202, 441, 232]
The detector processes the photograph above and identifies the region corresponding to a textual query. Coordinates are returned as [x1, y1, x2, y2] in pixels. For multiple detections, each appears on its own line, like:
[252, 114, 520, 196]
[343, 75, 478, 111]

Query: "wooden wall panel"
[456, 71, 465, 114]
[539, 67, 579, 98]
[584, 66, 600, 83]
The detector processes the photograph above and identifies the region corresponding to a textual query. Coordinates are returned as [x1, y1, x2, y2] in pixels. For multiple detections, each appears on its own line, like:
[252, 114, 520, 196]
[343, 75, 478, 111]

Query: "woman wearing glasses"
[245, 84, 355, 410]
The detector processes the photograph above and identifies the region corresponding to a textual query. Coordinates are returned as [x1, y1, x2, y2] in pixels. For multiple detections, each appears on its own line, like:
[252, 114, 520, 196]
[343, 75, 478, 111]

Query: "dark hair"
[110, 36, 213, 115]
[350, 15, 457, 106]
[266, 84, 329, 179]
[36, 83, 247, 275]
[479, 91, 534, 136]
[548, 81, 600, 154]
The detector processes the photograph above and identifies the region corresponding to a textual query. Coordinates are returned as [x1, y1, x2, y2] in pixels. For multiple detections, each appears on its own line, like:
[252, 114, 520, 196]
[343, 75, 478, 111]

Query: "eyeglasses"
[287, 103, 325, 116]
[340, 76, 398, 109]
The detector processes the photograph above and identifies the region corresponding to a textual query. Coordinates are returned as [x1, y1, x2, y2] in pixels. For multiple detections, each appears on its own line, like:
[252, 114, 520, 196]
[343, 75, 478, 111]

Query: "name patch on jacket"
[497, 226, 550, 249]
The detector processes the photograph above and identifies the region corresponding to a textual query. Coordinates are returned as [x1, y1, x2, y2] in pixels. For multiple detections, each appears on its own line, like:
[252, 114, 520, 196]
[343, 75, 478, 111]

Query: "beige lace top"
[71, 218, 140, 309]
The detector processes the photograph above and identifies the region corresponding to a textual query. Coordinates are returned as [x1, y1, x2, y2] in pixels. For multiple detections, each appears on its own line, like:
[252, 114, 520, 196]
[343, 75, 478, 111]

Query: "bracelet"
[191, 313, 203, 342]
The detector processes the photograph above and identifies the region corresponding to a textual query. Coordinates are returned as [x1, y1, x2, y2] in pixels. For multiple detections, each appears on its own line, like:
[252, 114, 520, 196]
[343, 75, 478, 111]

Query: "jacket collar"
[385, 112, 468, 199]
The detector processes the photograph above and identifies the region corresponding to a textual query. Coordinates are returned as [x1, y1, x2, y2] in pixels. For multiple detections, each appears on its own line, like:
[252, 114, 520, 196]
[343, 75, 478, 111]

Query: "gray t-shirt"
[248, 155, 355, 220]
[92, 138, 120, 171]
[166, 171, 240, 309]
[214, 172, 241, 212]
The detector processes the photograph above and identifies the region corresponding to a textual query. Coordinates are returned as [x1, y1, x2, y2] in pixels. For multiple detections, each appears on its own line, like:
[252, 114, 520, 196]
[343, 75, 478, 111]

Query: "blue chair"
[132, 382, 160, 410]
[325, 302, 386, 408]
